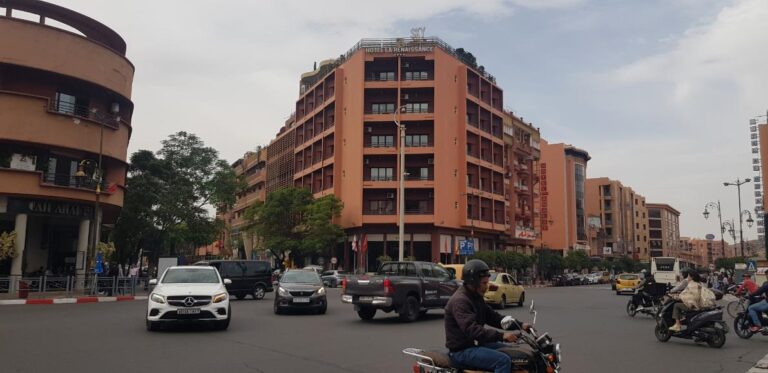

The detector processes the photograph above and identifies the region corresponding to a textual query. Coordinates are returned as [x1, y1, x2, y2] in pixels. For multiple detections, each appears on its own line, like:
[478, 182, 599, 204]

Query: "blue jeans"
[748, 300, 768, 326]
[450, 342, 512, 373]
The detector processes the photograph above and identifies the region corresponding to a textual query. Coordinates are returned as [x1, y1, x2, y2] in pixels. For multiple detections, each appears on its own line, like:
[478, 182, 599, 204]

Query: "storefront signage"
[515, 227, 536, 240]
[539, 163, 548, 231]
[8, 198, 94, 219]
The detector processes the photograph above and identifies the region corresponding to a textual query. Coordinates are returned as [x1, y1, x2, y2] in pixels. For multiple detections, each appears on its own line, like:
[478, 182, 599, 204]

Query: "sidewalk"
[748, 353, 768, 373]
[0, 294, 147, 305]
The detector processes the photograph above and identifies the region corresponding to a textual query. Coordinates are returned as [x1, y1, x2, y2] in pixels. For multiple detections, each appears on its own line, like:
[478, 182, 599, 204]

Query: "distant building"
[585, 178, 649, 261]
[647, 204, 681, 258]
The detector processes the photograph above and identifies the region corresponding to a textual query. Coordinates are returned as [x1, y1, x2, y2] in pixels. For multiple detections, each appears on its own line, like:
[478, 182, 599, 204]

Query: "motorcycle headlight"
[555, 343, 562, 363]
[212, 292, 228, 303]
[278, 287, 288, 296]
[150, 293, 166, 304]
[317, 287, 326, 295]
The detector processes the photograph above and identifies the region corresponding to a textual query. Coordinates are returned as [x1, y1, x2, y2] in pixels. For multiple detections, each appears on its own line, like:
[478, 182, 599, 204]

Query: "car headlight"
[278, 287, 288, 296]
[212, 292, 228, 303]
[150, 293, 166, 304]
[317, 287, 326, 295]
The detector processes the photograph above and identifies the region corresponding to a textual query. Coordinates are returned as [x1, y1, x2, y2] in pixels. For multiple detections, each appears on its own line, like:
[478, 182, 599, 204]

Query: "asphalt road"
[0, 285, 765, 373]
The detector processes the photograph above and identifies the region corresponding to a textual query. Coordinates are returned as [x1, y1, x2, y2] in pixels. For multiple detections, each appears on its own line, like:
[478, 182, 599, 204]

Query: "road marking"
[748, 352, 768, 372]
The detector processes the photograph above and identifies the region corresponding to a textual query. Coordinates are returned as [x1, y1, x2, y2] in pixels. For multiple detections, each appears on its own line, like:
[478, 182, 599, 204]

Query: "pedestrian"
[106, 263, 119, 296]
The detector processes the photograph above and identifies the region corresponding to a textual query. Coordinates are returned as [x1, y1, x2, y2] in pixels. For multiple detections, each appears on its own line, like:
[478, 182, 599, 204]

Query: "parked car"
[483, 272, 525, 308]
[342, 261, 460, 322]
[586, 273, 600, 285]
[274, 269, 327, 314]
[146, 266, 231, 331]
[615, 273, 641, 295]
[303, 265, 324, 275]
[320, 270, 348, 287]
[441, 264, 465, 281]
[194, 260, 273, 300]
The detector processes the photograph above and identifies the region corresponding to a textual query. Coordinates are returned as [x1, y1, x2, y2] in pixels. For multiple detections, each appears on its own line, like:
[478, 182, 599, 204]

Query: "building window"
[405, 135, 429, 147]
[404, 71, 429, 81]
[575, 164, 586, 241]
[403, 103, 429, 113]
[370, 135, 394, 147]
[370, 167, 394, 181]
[371, 103, 395, 114]
[368, 200, 394, 214]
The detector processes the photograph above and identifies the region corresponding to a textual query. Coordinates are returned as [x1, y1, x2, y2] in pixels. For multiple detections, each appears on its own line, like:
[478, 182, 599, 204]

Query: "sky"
[42, 0, 768, 241]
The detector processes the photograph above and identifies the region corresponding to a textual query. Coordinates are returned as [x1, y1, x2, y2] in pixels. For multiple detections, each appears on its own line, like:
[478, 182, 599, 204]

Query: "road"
[0, 285, 765, 373]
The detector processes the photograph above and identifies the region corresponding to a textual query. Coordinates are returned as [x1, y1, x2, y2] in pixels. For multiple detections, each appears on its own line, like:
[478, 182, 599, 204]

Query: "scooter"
[403, 302, 561, 373]
[654, 296, 728, 348]
[733, 301, 768, 339]
[626, 286, 666, 318]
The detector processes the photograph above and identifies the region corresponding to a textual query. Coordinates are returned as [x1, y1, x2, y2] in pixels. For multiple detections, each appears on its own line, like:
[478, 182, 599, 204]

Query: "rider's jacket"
[750, 281, 768, 301]
[444, 286, 520, 352]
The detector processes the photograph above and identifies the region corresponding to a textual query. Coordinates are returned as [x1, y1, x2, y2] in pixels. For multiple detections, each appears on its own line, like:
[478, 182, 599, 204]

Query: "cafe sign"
[9, 198, 94, 219]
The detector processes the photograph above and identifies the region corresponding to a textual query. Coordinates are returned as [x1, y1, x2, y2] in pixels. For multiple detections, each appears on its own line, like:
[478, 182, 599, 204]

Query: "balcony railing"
[50, 101, 120, 129]
[364, 176, 396, 182]
[405, 174, 433, 181]
[405, 208, 433, 215]
[41, 173, 108, 192]
[363, 209, 395, 215]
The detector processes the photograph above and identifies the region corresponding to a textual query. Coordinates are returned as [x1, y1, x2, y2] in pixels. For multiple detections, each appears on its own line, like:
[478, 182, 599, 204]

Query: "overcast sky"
[45, 0, 768, 241]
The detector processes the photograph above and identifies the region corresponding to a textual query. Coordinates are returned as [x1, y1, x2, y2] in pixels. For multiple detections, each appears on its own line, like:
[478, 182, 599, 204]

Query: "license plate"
[293, 297, 310, 303]
[359, 296, 373, 302]
[177, 308, 200, 315]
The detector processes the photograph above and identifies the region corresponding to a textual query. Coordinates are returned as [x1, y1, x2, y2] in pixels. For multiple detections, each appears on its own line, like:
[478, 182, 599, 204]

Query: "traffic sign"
[747, 260, 757, 272]
[459, 239, 475, 256]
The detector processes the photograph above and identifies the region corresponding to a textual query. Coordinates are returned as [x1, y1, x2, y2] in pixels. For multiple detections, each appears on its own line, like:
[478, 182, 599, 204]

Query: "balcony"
[0, 168, 123, 207]
[405, 207, 433, 214]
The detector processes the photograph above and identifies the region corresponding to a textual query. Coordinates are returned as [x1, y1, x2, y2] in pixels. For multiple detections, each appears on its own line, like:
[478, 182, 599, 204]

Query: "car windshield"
[619, 274, 638, 280]
[281, 271, 321, 284]
[489, 273, 499, 281]
[162, 268, 219, 284]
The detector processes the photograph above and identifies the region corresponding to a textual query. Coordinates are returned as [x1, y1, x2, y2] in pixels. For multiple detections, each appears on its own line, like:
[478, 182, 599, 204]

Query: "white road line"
[747, 352, 768, 372]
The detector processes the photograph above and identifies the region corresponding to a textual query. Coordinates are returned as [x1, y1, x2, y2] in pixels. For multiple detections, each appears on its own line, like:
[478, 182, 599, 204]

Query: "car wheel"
[517, 292, 525, 307]
[357, 307, 376, 320]
[318, 303, 327, 315]
[399, 296, 420, 322]
[253, 284, 266, 300]
[499, 295, 507, 309]
[273, 302, 282, 315]
[215, 309, 231, 331]
[419, 310, 428, 318]
[235, 293, 246, 300]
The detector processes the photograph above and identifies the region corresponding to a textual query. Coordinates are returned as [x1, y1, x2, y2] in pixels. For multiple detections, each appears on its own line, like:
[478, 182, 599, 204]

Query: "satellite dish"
[705, 234, 715, 240]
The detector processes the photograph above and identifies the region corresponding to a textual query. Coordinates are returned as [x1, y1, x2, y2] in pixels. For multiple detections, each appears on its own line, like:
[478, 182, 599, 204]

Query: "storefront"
[0, 196, 93, 276]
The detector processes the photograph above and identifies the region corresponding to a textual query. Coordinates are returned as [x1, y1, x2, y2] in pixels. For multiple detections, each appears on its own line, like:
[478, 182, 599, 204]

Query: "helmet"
[462, 259, 491, 286]
[641, 269, 647, 274]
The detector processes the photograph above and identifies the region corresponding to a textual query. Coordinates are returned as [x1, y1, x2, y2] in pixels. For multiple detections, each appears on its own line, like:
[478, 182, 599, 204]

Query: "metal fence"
[0, 275, 151, 299]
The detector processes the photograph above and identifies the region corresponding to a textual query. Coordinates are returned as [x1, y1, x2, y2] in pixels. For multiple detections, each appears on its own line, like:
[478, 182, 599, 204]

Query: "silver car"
[320, 270, 348, 288]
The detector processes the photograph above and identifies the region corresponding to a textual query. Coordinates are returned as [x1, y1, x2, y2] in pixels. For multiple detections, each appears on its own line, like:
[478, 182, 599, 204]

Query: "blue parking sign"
[459, 239, 475, 256]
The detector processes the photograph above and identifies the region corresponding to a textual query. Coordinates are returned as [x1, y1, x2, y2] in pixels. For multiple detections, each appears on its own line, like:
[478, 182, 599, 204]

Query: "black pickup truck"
[341, 261, 460, 322]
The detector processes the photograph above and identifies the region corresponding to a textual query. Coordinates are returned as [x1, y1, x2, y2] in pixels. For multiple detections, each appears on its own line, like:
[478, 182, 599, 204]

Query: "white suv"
[146, 266, 232, 331]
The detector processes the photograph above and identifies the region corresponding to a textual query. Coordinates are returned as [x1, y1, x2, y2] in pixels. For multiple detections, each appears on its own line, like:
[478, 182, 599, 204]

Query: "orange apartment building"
[503, 113, 540, 254]
[216, 148, 268, 260]
[585, 178, 650, 260]
[0, 1, 134, 277]
[533, 140, 591, 254]
[280, 37, 513, 271]
[756, 119, 768, 256]
[647, 203, 681, 258]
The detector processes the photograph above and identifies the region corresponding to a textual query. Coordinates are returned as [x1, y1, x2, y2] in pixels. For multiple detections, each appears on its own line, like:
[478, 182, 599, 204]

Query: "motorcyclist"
[444, 259, 531, 373]
[669, 269, 691, 294]
[747, 269, 768, 333]
[633, 272, 657, 310]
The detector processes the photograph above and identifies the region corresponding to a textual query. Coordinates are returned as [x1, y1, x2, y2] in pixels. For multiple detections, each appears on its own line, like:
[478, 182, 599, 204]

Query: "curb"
[0, 295, 147, 306]
[748, 354, 768, 372]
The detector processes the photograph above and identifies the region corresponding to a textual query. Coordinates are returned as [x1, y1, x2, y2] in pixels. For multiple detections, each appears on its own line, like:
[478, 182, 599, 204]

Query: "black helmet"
[462, 259, 491, 286]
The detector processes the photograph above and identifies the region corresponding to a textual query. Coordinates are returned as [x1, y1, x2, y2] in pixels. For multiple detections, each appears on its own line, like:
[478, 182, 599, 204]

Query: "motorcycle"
[654, 296, 728, 348]
[626, 283, 669, 318]
[403, 301, 561, 373]
[733, 299, 768, 339]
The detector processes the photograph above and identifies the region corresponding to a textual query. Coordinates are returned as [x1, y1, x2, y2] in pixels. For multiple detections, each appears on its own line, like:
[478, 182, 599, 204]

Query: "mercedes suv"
[146, 266, 232, 331]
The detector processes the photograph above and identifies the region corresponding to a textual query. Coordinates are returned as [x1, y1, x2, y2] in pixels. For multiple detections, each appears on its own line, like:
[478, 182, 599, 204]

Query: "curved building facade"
[0, 0, 134, 277]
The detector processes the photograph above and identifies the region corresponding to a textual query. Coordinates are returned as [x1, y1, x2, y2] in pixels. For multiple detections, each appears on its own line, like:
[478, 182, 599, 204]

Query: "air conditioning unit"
[403, 62, 410, 68]
[402, 94, 410, 100]
[364, 158, 370, 164]
[386, 193, 395, 198]
[428, 191, 434, 198]
[427, 158, 434, 164]
[366, 127, 372, 133]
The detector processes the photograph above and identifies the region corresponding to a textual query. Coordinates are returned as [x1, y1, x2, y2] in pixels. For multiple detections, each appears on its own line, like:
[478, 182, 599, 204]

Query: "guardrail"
[0, 275, 151, 299]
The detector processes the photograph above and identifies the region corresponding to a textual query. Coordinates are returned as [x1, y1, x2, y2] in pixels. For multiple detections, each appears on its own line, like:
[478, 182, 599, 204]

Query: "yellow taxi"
[483, 272, 525, 308]
[441, 264, 464, 281]
[615, 273, 641, 295]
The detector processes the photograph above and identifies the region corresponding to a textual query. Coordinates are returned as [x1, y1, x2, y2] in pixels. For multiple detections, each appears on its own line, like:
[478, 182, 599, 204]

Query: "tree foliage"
[563, 250, 590, 271]
[112, 132, 243, 265]
[535, 249, 564, 279]
[245, 188, 344, 265]
[470, 251, 535, 273]
[715, 256, 747, 271]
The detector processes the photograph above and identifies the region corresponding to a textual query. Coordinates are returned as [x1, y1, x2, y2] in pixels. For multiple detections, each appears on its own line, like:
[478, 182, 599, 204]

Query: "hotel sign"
[515, 227, 536, 240]
[364, 46, 434, 55]
[540, 163, 549, 231]
[8, 198, 94, 219]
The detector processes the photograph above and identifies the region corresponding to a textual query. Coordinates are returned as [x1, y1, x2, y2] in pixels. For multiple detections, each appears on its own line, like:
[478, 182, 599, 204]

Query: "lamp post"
[393, 104, 407, 261]
[703, 201, 726, 259]
[724, 178, 751, 257]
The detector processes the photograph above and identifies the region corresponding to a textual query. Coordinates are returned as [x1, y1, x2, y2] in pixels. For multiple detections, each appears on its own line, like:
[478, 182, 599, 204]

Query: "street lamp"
[724, 178, 751, 257]
[703, 201, 726, 259]
[393, 104, 408, 261]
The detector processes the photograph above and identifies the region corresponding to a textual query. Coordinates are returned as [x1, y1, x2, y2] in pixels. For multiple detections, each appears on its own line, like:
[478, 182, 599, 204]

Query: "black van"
[195, 260, 273, 300]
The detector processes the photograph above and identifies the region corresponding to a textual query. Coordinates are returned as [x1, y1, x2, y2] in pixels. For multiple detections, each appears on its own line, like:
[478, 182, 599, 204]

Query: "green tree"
[564, 250, 590, 272]
[535, 249, 564, 279]
[112, 132, 242, 265]
[244, 187, 344, 266]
